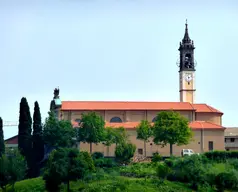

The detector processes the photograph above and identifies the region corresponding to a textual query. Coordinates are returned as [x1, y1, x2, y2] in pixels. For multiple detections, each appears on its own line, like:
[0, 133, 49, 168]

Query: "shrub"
[92, 152, 104, 160]
[227, 159, 238, 170]
[152, 152, 162, 163]
[94, 158, 105, 168]
[204, 150, 238, 161]
[120, 163, 156, 178]
[43, 148, 94, 192]
[215, 169, 238, 192]
[115, 142, 136, 164]
[164, 158, 175, 167]
[167, 155, 207, 189]
[197, 183, 214, 192]
[79, 151, 95, 172]
[157, 163, 171, 180]
[94, 158, 116, 168]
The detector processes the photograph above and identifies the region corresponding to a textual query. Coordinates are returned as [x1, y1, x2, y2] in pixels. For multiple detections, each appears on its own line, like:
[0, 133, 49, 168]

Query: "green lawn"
[1, 161, 236, 192]
[0, 175, 193, 192]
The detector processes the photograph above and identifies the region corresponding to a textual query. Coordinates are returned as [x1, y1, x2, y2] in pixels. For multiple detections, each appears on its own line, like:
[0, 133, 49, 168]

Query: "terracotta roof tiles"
[72, 120, 224, 130]
[62, 101, 195, 111]
[61, 101, 222, 114]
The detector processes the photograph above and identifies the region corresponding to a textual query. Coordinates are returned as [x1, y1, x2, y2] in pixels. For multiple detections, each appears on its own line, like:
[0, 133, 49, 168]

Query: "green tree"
[18, 97, 32, 177]
[115, 142, 136, 164]
[6, 149, 27, 191]
[153, 111, 193, 156]
[103, 127, 125, 156]
[114, 127, 128, 145]
[136, 120, 152, 157]
[43, 112, 76, 148]
[0, 155, 8, 192]
[0, 117, 5, 157]
[32, 101, 44, 177]
[43, 148, 92, 192]
[0, 149, 26, 192]
[77, 112, 105, 154]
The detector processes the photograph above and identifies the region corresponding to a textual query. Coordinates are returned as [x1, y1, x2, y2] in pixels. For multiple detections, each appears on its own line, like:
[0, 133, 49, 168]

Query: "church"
[50, 22, 225, 157]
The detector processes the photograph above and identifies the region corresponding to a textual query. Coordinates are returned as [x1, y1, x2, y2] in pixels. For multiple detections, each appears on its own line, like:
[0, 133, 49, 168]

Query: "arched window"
[75, 119, 81, 125]
[110, 117, 122, 123]
[152, 117, 157, 123]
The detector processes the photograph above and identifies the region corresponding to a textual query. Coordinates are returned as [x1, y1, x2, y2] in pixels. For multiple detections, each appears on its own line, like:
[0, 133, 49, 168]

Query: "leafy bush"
[2, 177, 45, 192]
[152, 152, 162, 163]
[94, 158, 116, 168]
[157, 163, 171, 180]
[227, 158, 238, 170]
[215, 169, 238, 192]
[204, 150, 238, 161]
[115, 142, 136, 164]
[43, 148, 94, 192]
[120, 163, 156, 178]
[164, 158, 175, 167]
[79, 151, 95, 172]
[197, 183, 214, 192]
[167, 155, 207, 189]
[0, 150, 27, 191]
[92, 152, 104, 160]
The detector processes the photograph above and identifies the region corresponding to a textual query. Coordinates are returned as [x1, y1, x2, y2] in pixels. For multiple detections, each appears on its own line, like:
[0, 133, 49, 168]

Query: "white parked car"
[181, 149, 196, 156]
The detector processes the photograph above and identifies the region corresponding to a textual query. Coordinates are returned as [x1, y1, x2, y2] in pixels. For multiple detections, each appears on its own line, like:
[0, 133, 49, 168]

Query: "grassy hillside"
[0, 175, 193, 192]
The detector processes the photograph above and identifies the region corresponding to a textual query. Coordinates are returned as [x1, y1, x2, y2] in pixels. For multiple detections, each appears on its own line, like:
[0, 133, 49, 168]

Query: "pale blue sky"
[1, 0, 238, 139]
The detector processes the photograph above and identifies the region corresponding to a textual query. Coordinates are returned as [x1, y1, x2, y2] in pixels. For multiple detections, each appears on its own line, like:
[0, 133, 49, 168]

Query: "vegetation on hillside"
[1, 103, 236, 192]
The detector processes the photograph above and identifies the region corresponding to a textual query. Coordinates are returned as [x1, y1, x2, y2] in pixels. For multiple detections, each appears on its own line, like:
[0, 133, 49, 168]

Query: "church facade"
[50, 22, 225, 157]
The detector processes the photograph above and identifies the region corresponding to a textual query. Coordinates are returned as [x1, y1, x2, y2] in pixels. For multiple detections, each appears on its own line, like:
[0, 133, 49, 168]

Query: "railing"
[225, 142, 238, 148]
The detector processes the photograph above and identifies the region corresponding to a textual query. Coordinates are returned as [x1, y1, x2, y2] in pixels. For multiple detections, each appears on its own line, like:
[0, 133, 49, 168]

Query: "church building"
[50, 22, 225, 157]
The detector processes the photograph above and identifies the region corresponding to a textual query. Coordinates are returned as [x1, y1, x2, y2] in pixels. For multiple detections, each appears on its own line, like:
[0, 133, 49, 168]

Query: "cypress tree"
[32, 101, 44, 177]
[18, 97, 32, 177]
[0, 117, 5, 156]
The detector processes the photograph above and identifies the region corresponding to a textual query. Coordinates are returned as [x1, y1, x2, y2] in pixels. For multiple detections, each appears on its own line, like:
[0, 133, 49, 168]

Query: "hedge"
[204, 151, 238, 161]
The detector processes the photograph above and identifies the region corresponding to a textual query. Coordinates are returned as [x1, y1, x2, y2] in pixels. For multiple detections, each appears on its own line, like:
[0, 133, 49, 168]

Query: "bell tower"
[178, 20, 196, 103]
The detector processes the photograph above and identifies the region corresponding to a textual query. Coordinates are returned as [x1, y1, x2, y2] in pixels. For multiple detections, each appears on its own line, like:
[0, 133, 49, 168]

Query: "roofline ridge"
[62, 101, 189, 103]
[205, 121, 225, 128]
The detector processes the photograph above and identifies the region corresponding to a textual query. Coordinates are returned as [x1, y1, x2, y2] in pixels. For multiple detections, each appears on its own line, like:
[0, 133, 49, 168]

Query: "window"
[230, 138, 235, 142]
[225, 138, 227, 142]
[138, 148, 143, 155]
[208, 141, 214, 151]
[152, 117, 157, 122]
[110, 117, 122, 123]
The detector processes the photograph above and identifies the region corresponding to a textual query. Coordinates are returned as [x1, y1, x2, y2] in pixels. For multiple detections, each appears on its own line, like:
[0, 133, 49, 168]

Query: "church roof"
[104, 121, 224, 130]
[61, 101, 223, 114]
[71, 120, 224, 130]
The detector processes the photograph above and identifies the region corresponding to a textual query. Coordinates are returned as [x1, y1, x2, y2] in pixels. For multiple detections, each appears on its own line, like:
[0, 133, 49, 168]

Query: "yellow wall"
[77, 129, 225, 157]
[195, 113, 222, 125]
[63, 110, 194, 122]
[61, 109, 224, 157]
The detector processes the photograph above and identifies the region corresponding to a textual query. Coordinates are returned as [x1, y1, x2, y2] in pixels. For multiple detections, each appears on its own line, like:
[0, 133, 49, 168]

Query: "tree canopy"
[115, 142, 136, 165]
[32, 101, 44, 177]
[43, 148, 93, 192]
[43, 112, 76, 148]
[77, 112, 105, 154]
[153, 111, 193, 156]
[0, 149, 26, 191]
[136, 120, 152, 157]
[18, 97, 32, 177]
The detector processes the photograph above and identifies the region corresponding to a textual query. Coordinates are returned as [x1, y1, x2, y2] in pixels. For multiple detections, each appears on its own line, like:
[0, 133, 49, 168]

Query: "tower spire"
[182, 19, 191, 44]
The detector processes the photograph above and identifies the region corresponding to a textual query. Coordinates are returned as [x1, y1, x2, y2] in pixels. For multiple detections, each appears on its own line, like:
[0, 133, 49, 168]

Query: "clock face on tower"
[184, 73, 193, 82]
